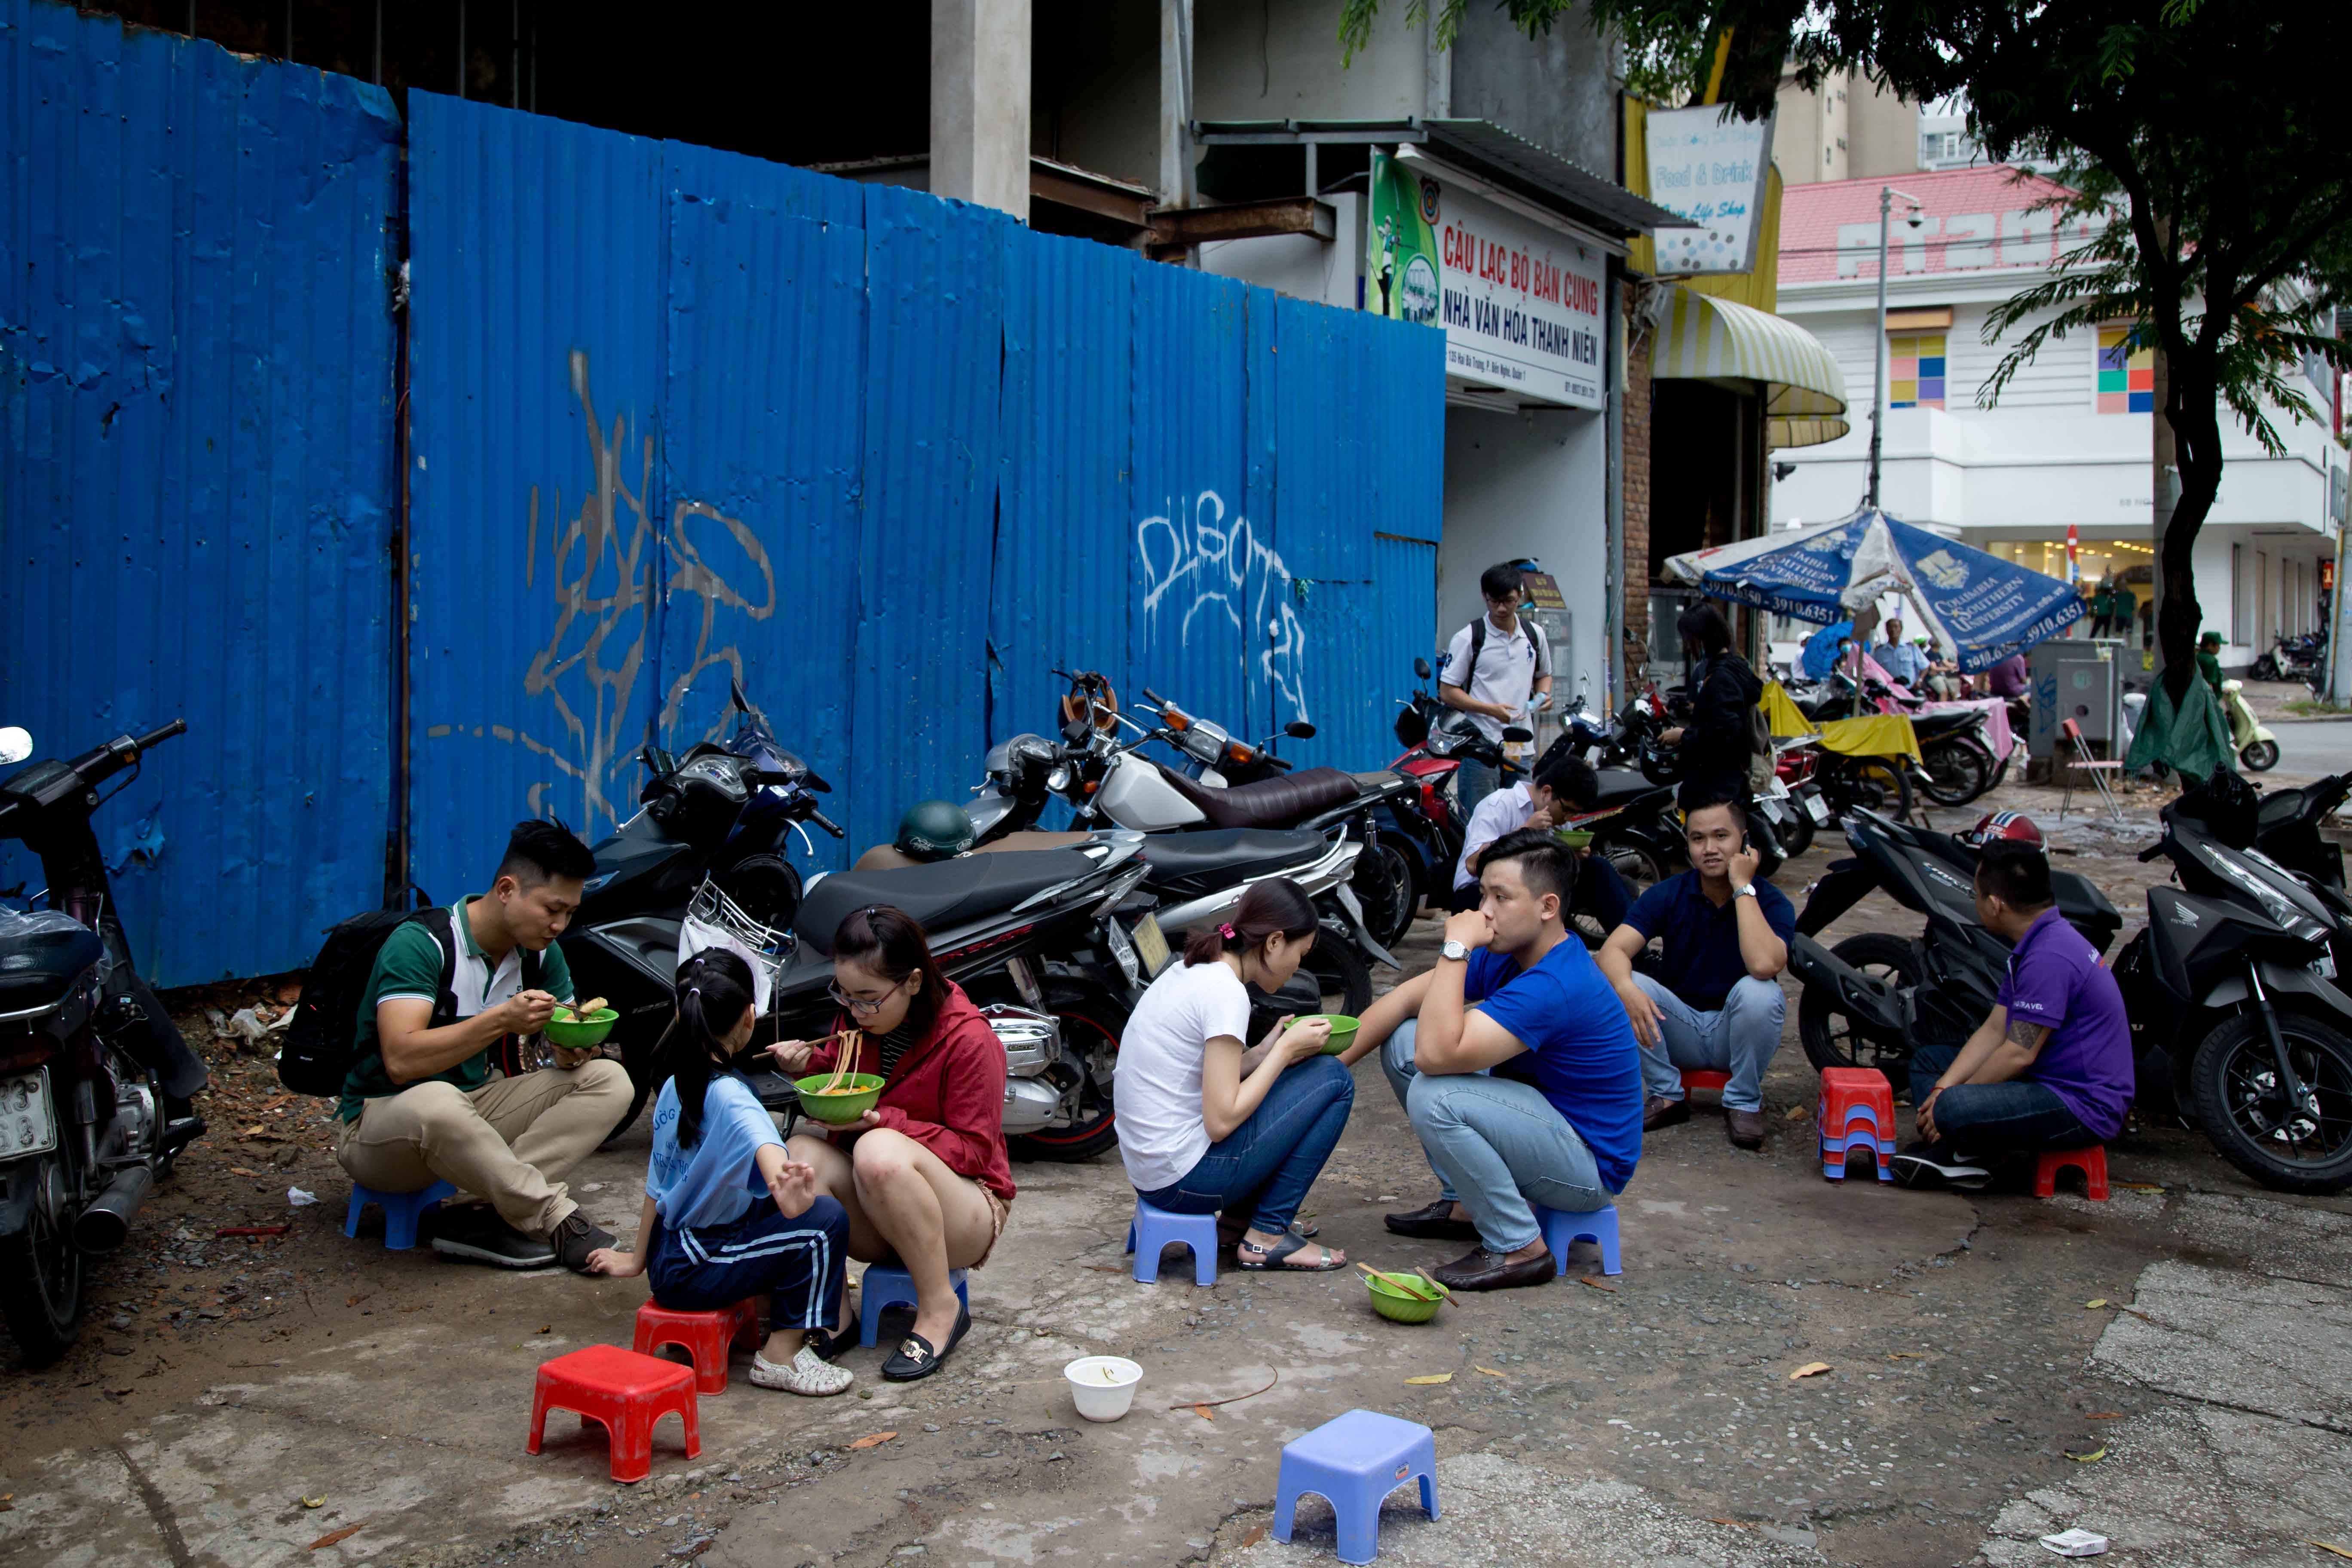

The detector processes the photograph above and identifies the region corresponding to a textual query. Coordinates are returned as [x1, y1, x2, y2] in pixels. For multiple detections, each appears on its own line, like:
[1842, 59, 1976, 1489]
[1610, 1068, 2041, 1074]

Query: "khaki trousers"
[335, 1060, 631, 1237]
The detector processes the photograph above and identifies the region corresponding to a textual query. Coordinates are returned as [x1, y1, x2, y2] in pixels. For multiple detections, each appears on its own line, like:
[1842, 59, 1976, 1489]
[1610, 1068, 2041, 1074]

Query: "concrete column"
[1158, 0, 1194, 210]
[932, 0, 1032, 222]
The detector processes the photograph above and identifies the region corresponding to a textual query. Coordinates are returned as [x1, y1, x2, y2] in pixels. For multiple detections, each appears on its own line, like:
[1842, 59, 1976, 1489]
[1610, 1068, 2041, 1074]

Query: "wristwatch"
[1734, 883, 1759, 901]
[1440, 939, 1472, 962]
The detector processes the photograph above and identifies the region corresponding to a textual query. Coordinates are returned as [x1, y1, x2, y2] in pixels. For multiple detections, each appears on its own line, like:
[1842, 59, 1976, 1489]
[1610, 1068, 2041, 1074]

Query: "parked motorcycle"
[560, 687, 1151, 1161]
[2219, 679, 2281, 772]
[2251, 632, 2326, 688]
[0, 720, 208, 1363]
[2110, 778, 2352, 1194]
[1787, 807, 2122, 1081]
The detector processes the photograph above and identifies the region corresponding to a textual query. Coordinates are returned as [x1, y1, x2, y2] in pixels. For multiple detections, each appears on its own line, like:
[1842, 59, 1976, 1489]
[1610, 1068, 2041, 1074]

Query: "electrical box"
[2029, 639, 2125, 756]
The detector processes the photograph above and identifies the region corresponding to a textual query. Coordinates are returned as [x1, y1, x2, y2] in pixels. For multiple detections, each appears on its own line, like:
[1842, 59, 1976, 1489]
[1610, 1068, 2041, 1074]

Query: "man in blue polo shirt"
[1893, 838, 2134, 1188]
[1598, 779, 1795, 1150]
[1335, 827, 1644, 1291]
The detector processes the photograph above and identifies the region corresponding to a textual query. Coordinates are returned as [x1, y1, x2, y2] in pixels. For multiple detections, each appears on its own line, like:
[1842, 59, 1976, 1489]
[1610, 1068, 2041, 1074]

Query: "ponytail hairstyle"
[664, 947, 758, 1151]
[1181, 876, 1319, 967]
[830, 903, 946, 1040]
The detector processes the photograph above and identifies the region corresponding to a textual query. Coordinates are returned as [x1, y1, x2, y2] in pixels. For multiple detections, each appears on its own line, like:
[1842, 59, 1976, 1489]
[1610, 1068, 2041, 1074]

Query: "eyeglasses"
[827, 976, 909, 1017]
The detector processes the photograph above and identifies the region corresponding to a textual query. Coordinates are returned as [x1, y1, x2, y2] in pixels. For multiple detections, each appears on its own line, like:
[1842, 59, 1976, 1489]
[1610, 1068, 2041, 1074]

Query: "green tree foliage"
[1344, 0, 2352, 688]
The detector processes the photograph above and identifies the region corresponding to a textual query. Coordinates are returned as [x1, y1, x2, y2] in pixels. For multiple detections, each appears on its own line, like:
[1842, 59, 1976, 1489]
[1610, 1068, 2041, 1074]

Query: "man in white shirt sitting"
[1451, 756, 1630, 932]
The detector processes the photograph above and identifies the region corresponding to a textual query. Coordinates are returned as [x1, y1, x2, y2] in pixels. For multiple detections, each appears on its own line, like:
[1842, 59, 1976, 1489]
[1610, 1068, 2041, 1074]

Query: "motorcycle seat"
[1151, 763, 1360, 831]
[1139, 828, 1330, 898]
[1590, 770, 1656, 808]
[0, 920, 102, 1009]
[1903, 709, 1981, 738]
[795, 849, 1098, 955]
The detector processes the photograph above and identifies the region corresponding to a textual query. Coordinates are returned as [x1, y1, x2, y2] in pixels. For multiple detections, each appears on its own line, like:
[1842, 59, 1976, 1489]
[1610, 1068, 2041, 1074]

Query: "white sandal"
[750, 1345, 854, 1396]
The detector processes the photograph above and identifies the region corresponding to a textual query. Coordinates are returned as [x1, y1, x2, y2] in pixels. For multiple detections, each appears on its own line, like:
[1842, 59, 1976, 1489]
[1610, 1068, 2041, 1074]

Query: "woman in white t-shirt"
[1113, 879, 1354, 1271]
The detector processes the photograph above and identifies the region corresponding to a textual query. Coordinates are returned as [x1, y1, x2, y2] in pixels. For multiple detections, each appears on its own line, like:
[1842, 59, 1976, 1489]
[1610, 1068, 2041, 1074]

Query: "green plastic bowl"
[1293, 1013, 1360, 1054]
[795, 1072, 886, 1125]
[1554, 828, 1594, 849]
[1366, 1270, 1450, 1324]
[542, 1007, 617, 1049]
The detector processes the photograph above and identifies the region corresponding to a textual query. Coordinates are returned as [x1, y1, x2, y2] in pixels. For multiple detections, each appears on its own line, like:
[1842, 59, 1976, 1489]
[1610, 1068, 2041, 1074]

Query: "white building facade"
[1771, 165, 2349, 668]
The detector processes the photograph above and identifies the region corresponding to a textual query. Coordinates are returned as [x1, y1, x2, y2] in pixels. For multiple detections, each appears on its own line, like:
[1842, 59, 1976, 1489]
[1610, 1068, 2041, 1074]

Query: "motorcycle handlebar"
[2137, 842, 2166, 862]
[135, 718, 187, 753]
[1141, 688, 1168, 707]
[809, 808, 845, 839]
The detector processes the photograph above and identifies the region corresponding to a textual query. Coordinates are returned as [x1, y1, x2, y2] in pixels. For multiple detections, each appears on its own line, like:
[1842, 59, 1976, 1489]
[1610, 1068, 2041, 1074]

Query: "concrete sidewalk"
[4, 821, 2350, 1567]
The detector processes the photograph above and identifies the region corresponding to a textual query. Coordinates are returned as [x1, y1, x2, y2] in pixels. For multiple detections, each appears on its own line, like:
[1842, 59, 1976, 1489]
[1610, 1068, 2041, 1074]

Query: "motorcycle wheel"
[1776, 803, 1816, 860]
[1355, 837, 1418, 950]
[2188, 1009, 2352, 1194]
[1796, 933, 1926, 1078]
[1918, 737, 1994, 807]
[1304, 935, 1375, 1019]
[1012, 986, 1131, 1164]
[2241, 739, 2281, 772]
[2252, 655, 2279, 681]
[0, 1155, 85, 1365]
[1832, 758, 1914, 824]
[1604, 842, 1668, 897]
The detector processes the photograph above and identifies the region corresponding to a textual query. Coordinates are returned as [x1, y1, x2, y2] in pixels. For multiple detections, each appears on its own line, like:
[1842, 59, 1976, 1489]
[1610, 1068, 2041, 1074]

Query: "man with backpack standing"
[1439, 562, 1554, 815]
[329, 821, 630, 1270]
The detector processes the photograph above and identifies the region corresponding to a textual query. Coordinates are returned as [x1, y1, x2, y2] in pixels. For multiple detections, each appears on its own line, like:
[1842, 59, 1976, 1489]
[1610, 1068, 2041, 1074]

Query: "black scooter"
[2110, 778, 2352, 1194]
[1788, 808, 2122, 1080]
[561, 689, 1152, 1161]
[0, 720, 208, 1363]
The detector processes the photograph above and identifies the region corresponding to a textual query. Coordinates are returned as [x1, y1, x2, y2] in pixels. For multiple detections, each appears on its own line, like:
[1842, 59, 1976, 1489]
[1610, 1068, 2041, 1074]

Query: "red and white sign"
[1424, 171, 1608, 409]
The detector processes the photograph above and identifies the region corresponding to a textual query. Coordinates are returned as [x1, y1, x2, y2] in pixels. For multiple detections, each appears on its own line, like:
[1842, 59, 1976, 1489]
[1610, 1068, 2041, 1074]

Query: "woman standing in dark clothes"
[1659, 604, 1764, 799]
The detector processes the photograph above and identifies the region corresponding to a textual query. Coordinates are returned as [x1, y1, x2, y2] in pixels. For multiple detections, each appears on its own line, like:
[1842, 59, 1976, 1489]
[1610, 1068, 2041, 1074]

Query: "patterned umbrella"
[1664, 508, 2085, 674]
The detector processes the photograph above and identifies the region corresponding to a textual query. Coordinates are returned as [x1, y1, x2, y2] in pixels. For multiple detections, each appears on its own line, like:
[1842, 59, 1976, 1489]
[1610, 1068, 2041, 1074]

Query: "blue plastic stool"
[1821, 1127, 1894, 1182]
[856, 1265, 970, 1348]
[1819, 1103, 1886, 1138]
[344, 1179, 457, 1251]
[1125, 1197, 1219, 1286]
[1535, 1203, 1622, 1277]
[1273, 1409, 1439, 1564]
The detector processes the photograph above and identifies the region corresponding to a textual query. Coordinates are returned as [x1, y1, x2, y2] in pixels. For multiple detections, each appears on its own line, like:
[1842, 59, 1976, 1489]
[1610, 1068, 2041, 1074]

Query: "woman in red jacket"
[771, 905, 1011, 1381]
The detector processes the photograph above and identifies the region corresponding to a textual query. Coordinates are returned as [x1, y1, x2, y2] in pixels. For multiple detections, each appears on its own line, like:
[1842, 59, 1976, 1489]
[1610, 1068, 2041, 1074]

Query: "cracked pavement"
[3, 785, 2350, 1567]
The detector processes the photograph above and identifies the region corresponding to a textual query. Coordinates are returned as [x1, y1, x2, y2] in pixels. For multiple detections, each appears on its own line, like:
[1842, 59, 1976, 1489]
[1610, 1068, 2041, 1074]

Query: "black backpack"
[279, 897, 544, 1096]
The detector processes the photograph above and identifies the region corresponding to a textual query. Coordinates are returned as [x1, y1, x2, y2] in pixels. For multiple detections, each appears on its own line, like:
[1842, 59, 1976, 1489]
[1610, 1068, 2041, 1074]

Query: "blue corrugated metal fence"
[0, 1, 401, 985]
[3, 8, 1442, 983]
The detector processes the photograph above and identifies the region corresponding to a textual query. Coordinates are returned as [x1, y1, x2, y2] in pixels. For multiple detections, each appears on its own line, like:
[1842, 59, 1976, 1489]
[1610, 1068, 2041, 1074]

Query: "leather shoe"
[1383, 1198, 1480, 1240]
[1725, 1108, 1765, 1149]
[1430, 1244, 1556, 1292]
[1642, 1095, 1691, 1133]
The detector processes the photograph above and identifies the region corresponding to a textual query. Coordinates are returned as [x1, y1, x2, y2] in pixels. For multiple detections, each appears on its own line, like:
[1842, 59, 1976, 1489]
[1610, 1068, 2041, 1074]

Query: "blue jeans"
[1454, 757, 1500, 818]
[1908, 1044, 2097, 1153]
[648, 1197, 850, 1331]
[1139, 1054, 1354, 1236]
[1630, 973, 1785, 1112]
[1382, 1020, 1611, 1253]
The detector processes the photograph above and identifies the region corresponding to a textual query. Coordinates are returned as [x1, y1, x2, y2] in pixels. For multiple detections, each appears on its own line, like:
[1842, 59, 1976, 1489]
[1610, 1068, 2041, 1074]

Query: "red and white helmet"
[1961, 809, 2043, 848]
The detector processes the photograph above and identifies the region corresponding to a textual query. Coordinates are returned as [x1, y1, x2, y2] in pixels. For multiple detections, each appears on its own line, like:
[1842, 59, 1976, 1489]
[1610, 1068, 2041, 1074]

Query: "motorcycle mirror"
[1414, 657, 1433, 680]
[1285, 720, 1317, 740]
[1503, 726, 1534, 744]
[0, 727, 32, 766]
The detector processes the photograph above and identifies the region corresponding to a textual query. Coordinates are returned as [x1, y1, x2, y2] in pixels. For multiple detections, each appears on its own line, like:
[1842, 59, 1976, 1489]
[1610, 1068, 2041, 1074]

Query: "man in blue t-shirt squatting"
[1599, 778, 1796, 1152]
[1332, 827, 1646, 1292]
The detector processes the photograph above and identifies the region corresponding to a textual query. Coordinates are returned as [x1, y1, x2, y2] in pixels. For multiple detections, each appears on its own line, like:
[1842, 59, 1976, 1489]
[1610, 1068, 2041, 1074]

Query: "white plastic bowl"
[1064, 1355, 1142, 1421]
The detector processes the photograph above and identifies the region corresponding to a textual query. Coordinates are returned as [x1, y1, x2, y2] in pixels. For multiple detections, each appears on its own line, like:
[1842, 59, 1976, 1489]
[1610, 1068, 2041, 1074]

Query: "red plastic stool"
[631, 1300, 762, 1395]
[1817, 1067, 1896, 1139]
[2034, 1146, 2109, 1201]
[528, 1344, 701, 1483]
[1681, 1069, 1731, 1094]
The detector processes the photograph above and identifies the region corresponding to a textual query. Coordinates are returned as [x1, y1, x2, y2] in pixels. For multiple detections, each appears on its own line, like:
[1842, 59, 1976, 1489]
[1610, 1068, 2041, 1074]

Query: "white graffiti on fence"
[1136, 490, 1310, 720]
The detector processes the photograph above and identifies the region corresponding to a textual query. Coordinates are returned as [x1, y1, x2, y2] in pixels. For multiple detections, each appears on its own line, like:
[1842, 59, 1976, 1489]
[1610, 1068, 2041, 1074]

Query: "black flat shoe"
[805, 1323, 851, 1363]
[1383, 1198, 1479, 1240]
[882, 1304, 970, 1381]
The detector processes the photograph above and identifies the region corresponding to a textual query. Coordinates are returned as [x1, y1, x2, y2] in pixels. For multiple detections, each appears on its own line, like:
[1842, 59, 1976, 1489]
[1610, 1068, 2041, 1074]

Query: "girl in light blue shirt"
[588, 949, 852, 1396]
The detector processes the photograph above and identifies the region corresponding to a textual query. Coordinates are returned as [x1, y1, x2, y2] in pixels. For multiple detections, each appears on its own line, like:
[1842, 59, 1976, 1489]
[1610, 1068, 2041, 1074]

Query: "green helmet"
[895, 799, 977, 862]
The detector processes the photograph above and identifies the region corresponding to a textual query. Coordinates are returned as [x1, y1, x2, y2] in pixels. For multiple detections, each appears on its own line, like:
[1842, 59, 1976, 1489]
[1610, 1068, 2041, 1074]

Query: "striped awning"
[1654, 287, 1850, 449]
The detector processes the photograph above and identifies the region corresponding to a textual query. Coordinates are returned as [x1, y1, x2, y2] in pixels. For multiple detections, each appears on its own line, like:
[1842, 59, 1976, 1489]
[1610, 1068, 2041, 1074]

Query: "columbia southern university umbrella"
[1664, 508, 2085, 674]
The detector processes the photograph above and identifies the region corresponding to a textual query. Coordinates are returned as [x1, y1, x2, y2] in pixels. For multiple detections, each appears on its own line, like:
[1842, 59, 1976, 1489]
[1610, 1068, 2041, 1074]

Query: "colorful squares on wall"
[1886, 333, 1946, 409]
[2098, 324, 2154, 413]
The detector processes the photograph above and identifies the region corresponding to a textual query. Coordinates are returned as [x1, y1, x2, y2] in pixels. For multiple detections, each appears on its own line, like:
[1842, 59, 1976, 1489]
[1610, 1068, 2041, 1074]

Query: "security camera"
[1906, 211, 1924, 229]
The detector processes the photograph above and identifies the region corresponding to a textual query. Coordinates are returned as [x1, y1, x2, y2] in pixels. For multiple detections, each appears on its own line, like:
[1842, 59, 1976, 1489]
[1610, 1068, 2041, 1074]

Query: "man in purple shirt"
[1893, 839, 2135, 1188]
